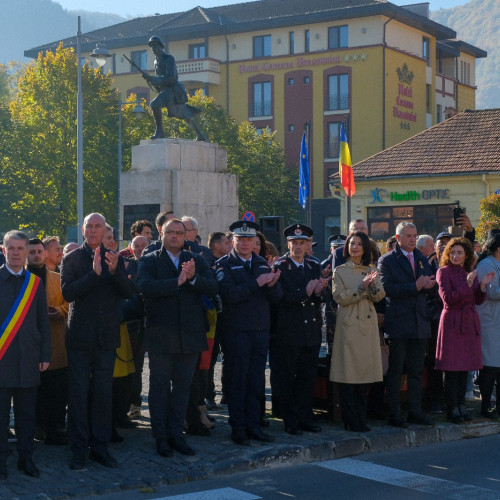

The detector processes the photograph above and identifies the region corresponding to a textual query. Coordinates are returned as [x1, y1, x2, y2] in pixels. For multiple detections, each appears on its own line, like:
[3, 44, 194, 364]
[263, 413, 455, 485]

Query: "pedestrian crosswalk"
[317, 458, 500, 499]
[154, 487, 261, 500]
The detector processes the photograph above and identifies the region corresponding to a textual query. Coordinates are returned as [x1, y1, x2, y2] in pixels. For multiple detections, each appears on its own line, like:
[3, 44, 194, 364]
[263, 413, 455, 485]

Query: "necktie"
[407, 253, 416, 275]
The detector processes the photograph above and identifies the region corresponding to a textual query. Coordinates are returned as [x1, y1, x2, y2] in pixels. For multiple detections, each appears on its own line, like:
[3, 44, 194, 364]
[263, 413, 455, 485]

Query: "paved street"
[1, 357, 500, 499]
[77, 435, 500, 499]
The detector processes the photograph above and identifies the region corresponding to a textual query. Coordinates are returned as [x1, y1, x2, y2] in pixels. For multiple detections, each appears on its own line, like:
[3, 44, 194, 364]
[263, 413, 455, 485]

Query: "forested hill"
[431, 0, 499, 109]
[0, 0, 125, 64]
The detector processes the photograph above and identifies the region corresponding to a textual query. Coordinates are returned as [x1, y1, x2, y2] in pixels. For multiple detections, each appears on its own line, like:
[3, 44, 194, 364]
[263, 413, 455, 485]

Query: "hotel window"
[426, 84, 431, 113]
[253, 35, 271, 58]
[326, 122, 341, 158]
[437, 104, 442, 123]
[131, 50, 147, 72]
[252, 81, 272, 117]
[328, 25, 348, 49]
[189, 43, 206, 59]
[289, 32, 295, 54]
[305, 29, 310, 53]
[460, 61, 471, 85]
[327, 74, 349, 110]
[288, 78, 294, 85]
[422, 37, 430, 66]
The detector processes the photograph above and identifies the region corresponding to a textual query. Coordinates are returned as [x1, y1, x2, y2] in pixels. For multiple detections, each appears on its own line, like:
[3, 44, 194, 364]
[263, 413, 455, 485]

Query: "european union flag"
[299, 133, 310, 209]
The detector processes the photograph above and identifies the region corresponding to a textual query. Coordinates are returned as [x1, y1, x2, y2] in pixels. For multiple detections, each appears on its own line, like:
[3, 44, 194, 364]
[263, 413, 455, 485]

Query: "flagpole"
[305, 121, 312, 226]
[344, 117, 351, 229]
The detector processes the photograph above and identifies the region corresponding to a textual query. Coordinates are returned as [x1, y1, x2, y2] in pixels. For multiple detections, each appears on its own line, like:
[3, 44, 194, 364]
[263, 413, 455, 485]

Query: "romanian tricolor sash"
[0, 271, 40, 361]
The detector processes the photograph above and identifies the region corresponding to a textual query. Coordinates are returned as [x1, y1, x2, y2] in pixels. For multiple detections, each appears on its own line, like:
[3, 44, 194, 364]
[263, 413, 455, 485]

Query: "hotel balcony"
[176, 58, 221, 86]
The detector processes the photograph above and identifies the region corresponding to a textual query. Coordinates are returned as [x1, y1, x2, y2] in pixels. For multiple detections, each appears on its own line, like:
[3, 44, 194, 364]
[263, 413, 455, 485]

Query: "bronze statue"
[126, 35, 208, 141]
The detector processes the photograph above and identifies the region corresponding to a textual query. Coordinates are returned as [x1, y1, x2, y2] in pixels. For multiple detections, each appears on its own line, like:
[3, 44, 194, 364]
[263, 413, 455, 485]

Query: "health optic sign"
[242, 211, 256, 222]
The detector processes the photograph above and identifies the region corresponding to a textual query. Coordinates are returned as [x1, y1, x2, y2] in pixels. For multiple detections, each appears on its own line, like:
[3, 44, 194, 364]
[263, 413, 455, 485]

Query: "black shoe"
[17, 458, 40, 478]
[285, 426, 302, 435]
[156, 439, 173, 457]
[168, 437, 195, 456]
[458, 405, 473, 421]
[44, 433, 68, 446]
[407, 412, 433, 426]
[0, 462, 7, 480]
[300, 423, 322, 433]
[34, 427, 45, 442]
[260, 418, 270, 428]
[111, 428, 124, 443]
[344, 422, 370, 432]
[247, 428, 274, 442]
[388, 415, 409, 428]
[206, 400, 219, 411]
[231, 429, 251, 446]
[447, 407, 464, 424]
[219, 395, 228, 405]
[89, 450, 118, 468]
[481, 408, 498, 419]
[115, 417, 137, 429]
[69, 453, 86, 470]
[186, 425, 210, 437]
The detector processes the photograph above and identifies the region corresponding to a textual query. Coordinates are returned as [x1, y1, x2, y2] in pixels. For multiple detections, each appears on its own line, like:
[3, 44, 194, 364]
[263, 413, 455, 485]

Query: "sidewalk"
[1, 361, 498, 500]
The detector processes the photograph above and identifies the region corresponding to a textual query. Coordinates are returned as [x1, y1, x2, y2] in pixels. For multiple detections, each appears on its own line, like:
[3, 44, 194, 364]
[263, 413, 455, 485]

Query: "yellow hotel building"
[26, 0, 486, 258]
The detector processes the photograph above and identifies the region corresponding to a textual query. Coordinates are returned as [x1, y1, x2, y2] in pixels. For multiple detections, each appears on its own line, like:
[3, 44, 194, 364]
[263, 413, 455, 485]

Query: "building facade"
[25, 0, 486, 259]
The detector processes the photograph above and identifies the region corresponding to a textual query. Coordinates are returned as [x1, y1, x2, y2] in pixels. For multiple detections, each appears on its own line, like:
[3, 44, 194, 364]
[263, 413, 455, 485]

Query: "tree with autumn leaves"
[0, 44, 301, 240]
[477, 193, 500, 241]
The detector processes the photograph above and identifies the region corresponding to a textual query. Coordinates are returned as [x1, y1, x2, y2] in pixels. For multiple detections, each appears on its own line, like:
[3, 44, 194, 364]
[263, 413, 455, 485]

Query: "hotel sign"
[239, 53, 368, 73]
[394, 63, 417, 130]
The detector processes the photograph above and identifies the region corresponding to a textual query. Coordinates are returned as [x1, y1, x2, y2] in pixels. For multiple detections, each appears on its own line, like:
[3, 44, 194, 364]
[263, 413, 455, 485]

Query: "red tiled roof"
[353, 109, 500, 179]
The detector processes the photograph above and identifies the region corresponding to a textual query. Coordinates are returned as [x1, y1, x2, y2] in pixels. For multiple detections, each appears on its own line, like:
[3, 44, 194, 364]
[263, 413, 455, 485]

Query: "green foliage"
[159, 92, 303, 224]
[0, 43, 150, 239]
[477, 193, 500, 241]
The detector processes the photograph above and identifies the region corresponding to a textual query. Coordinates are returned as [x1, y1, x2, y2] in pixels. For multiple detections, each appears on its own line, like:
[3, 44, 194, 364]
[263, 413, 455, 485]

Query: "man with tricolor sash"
[0, 230, 51, 479]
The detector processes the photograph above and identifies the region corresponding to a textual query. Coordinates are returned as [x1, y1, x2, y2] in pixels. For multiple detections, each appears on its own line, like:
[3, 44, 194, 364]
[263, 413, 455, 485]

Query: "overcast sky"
[54, 0, 469, 18]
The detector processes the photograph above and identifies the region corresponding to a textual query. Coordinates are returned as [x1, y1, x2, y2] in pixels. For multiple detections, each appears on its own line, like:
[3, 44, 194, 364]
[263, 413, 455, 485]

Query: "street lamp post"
[75, 15, 111, 243]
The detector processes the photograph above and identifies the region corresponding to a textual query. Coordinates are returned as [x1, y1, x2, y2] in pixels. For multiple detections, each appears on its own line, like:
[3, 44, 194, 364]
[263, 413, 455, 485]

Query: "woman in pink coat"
[435, 237, 494, 423]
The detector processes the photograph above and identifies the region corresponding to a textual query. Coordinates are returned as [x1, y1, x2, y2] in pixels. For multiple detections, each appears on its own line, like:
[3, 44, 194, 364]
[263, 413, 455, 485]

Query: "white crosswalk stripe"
[317, 458, 500, 499]
[153, 487, 261, 500]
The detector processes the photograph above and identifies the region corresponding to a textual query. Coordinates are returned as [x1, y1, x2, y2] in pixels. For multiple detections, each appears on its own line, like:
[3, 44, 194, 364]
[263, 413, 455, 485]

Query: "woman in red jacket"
[435, 237, 494, 423]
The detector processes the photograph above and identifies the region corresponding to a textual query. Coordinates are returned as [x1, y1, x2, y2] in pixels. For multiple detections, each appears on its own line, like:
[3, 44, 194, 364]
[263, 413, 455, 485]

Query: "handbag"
[380, 333, 389, 376]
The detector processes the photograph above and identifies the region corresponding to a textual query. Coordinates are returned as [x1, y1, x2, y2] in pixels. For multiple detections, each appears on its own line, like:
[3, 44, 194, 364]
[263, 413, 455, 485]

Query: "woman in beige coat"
[330, 231, 385, 431]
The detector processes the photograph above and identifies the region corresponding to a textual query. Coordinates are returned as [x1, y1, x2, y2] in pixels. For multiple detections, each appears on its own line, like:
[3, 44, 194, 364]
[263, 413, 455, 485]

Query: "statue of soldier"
[142, 36, 208, 142]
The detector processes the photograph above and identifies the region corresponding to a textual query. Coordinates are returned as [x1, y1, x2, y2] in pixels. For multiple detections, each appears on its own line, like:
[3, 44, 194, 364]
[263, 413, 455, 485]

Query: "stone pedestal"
[121, 138, 238, 244]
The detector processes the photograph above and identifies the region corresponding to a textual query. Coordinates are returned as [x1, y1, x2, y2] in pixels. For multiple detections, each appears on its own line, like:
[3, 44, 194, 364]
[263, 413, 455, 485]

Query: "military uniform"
[273, 224, 325, 433]
[215, 221, 282, 442]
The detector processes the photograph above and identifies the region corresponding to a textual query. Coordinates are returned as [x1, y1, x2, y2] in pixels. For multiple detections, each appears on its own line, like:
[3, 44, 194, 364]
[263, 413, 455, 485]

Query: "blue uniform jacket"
[215, 250, 282, 332]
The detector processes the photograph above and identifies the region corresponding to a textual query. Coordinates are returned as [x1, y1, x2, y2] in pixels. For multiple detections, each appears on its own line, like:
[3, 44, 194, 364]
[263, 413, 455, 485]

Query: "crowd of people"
[0, 208, 499, 479]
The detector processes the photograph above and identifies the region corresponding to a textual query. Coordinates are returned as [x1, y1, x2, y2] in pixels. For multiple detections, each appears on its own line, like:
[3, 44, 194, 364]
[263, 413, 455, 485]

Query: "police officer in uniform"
[215, 221, 282, 445]
[274, 224, 328, 434]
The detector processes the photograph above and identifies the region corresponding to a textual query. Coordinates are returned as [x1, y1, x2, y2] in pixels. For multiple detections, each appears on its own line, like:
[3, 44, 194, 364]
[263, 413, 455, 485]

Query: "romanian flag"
[339, 122, 355, 198]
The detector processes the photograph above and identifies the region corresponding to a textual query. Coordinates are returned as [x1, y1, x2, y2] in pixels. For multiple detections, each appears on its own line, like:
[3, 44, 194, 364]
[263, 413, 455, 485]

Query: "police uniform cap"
[436, 231, 452, 241]
[284, 224, 313, 240]
[229, 220, 260, 238]
[148, 36, 165, 48]
[328, 234, 347, 247]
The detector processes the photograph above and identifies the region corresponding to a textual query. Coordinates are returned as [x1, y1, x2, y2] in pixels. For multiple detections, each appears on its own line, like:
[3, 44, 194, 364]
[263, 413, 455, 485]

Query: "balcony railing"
[326, 94, 349, 111]
[176, 58, 221, 85]
[249, 100, 272, 118]
[325, 139, 340, 159]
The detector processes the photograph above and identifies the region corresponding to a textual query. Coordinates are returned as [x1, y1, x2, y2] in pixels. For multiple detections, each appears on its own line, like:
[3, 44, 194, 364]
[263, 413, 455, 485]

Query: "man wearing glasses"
[138, 219, 217, 457]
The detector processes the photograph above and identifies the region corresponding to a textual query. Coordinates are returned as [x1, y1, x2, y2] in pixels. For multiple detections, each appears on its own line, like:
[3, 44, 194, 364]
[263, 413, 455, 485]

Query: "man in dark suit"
[0, 231, 51, 479]
[61, 213, 135, 470]
[138, 218, 217, 457]
[274, 224, 328, 435]
[378, 221, 436, 428]
[215, 221, 282, 445]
